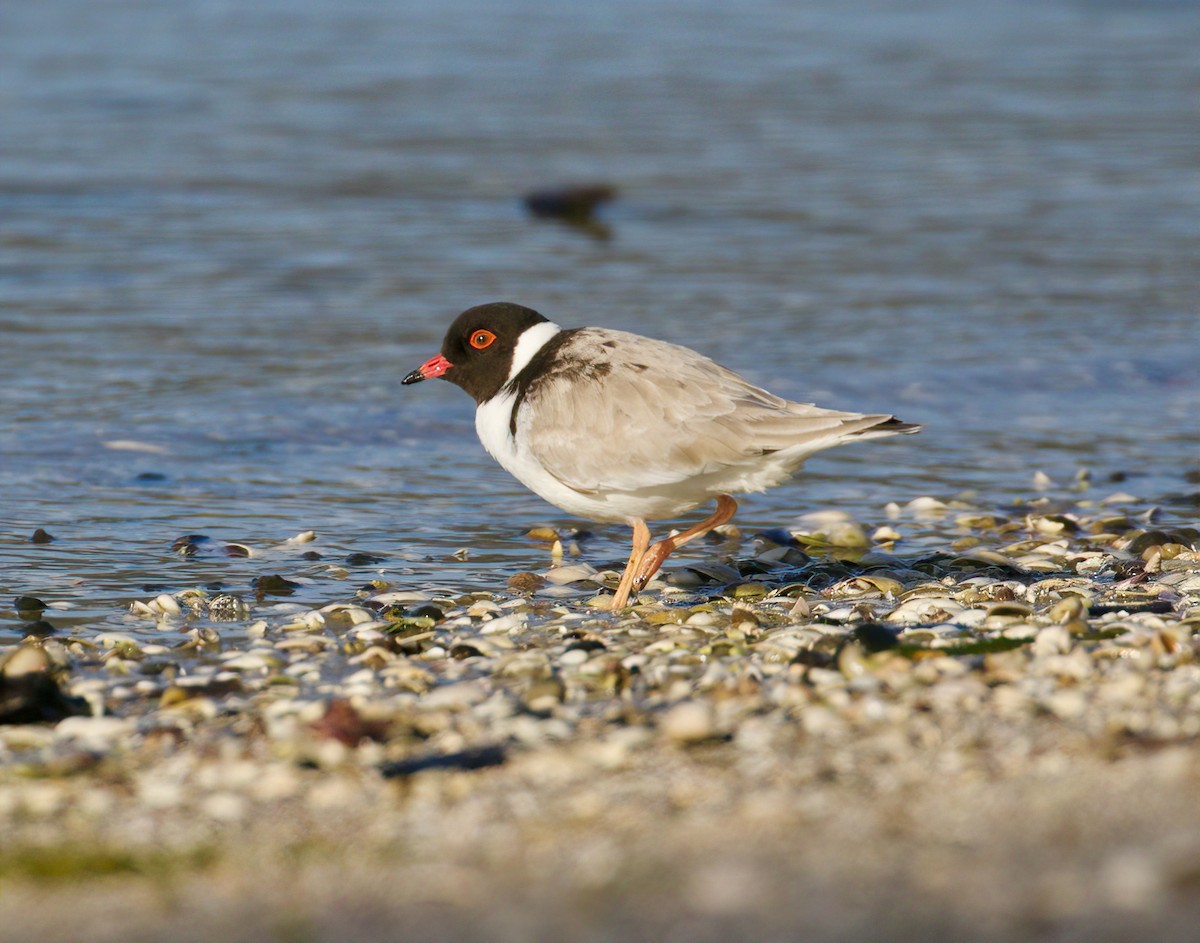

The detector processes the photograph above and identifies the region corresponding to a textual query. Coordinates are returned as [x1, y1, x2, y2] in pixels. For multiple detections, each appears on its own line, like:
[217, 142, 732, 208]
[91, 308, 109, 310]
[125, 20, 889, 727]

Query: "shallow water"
[1, 0, 1198, 640]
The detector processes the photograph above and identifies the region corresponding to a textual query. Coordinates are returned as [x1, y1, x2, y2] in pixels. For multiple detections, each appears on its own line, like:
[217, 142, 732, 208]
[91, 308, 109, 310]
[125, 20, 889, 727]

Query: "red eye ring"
[470, 330, 497, 350]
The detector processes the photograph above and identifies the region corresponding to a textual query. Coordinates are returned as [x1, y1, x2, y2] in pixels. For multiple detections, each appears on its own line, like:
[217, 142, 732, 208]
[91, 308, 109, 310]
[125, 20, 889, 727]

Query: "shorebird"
[403, 302, 920, 609]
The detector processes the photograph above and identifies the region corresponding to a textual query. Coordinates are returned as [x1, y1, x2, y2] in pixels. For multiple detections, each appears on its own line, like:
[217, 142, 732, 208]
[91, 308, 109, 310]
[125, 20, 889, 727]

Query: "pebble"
[662, 701, 717, 743]
[54, 716, 134, 751]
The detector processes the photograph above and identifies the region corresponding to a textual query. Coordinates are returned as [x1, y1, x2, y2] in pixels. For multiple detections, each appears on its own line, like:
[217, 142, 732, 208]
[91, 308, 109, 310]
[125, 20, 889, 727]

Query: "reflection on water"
[1, 0, 1197, 638]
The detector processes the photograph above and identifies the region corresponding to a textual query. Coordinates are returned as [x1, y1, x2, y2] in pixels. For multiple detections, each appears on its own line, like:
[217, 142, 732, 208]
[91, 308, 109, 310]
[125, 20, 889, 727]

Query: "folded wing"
[519, 329, 917, 494]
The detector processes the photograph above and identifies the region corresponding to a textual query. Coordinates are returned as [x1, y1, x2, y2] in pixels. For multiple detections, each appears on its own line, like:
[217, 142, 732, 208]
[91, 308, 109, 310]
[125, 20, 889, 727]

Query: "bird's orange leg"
[610, 518, 652, 610]
[632, 494, 738, 594]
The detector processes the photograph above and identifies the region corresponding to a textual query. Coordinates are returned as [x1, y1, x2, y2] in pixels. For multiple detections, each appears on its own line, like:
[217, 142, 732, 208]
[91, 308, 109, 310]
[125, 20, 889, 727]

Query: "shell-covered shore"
[3, 484, 1200, 942]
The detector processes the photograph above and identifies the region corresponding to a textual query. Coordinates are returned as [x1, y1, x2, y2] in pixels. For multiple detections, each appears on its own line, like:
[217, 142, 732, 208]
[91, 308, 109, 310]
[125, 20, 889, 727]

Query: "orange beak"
[401, 353, 453, 385]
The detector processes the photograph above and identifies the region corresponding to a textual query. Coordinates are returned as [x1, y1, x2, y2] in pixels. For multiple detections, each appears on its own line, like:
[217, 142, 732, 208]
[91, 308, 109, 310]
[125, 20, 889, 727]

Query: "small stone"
[662, 701, 717, 743]
[545, 563, 600, 586]
[1033, 625, 1072, 657]
[310, 699, 390, 746]
[253, 575, 302, 597]
[53, 716, 134, 751]
[0, 647, 90, 724]
[508, 572, 546, 594]
[732, 583, 767, 600]
[422, 680, 490, 711]
[153, 593, 182, 616]
[13, 596, 47, 620]
[524, 677, 566, 712]
[1043, 689, 1087, 719]
[172, 534, 213, 556]
[209, 594, 249, 621]
[825, 521, 871, 548]
[851, 622, 901, 653]
[1099, 850, 1165, 912]
[479, 612, 528, 635]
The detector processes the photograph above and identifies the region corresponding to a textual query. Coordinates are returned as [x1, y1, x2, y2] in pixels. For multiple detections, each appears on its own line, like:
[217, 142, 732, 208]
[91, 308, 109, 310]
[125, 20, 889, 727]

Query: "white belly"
[477, 392, 731, 523]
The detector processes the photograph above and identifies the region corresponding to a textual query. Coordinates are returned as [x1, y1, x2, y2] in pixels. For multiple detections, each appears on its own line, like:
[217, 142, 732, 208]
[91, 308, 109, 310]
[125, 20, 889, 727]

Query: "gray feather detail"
[519, 329, 919, 495]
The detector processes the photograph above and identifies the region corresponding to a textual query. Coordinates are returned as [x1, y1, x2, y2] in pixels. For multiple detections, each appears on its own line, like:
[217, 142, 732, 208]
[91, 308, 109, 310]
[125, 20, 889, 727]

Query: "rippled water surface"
[2, 0, 1198, 639]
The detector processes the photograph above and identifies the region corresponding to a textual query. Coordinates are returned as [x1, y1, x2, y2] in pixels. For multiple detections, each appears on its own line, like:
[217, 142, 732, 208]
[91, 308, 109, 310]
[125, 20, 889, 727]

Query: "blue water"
[1, 0, 1197, 638]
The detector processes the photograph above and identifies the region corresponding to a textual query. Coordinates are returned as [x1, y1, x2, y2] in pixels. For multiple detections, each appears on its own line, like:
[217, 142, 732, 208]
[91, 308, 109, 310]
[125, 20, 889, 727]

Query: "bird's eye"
[470, 330, 497, 350]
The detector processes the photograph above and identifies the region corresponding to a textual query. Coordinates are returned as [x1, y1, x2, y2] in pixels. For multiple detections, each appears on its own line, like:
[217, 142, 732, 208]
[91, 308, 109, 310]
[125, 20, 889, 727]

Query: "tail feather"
[836, 414, 923, 444]
[863, 416, 922, 436]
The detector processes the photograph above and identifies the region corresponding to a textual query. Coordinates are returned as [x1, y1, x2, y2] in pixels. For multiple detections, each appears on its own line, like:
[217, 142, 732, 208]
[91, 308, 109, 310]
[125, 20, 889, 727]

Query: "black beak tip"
[401, 369, 425, 386]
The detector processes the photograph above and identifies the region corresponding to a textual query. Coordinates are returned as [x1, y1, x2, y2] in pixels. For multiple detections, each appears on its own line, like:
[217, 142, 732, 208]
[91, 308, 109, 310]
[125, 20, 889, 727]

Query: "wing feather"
[519, 329, 908, 494]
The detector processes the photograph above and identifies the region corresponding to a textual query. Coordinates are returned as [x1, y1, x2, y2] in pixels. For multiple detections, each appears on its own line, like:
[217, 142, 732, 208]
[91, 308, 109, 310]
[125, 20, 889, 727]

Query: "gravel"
[2, 488, 1200, 941]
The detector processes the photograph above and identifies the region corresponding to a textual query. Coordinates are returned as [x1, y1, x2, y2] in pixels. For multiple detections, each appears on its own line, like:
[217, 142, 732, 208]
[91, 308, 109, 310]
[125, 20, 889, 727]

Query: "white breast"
[476, 389, 618, 520]
[473, 319, 635, 521]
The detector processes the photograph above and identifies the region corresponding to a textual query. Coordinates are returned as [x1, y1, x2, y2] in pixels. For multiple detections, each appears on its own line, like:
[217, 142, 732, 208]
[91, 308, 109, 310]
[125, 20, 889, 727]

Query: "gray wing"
[519, 328, 912, 493]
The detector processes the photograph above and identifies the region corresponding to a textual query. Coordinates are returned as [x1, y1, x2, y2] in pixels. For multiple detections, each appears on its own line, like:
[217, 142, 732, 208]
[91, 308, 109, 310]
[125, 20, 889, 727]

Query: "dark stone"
[0, 652, 90, 725]
[252, 574, 301, 597]
[13, 596, 47, 620]
[345, 552, 386, 566]
[1127, 529, 1200, 555]
[756, 527, 805, 549]
[507, 571, 546, 594]
[310, 698, 390, 747]
[852, 622, 902, 653]
[791, 647, 836, 669]
[380, 744, 507, 779]
[565, 638, 607, 654]
[172, 534, 213, 556]
[0, 675, 89, 724]
[29, 528, 55, 544]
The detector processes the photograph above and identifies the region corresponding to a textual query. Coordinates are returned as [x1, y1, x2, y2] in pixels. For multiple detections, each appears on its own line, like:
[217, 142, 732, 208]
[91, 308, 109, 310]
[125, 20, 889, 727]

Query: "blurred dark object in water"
[29, 528, 55, 544]
[523, 184, 616, 240]
[0, 646, 90, 724]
